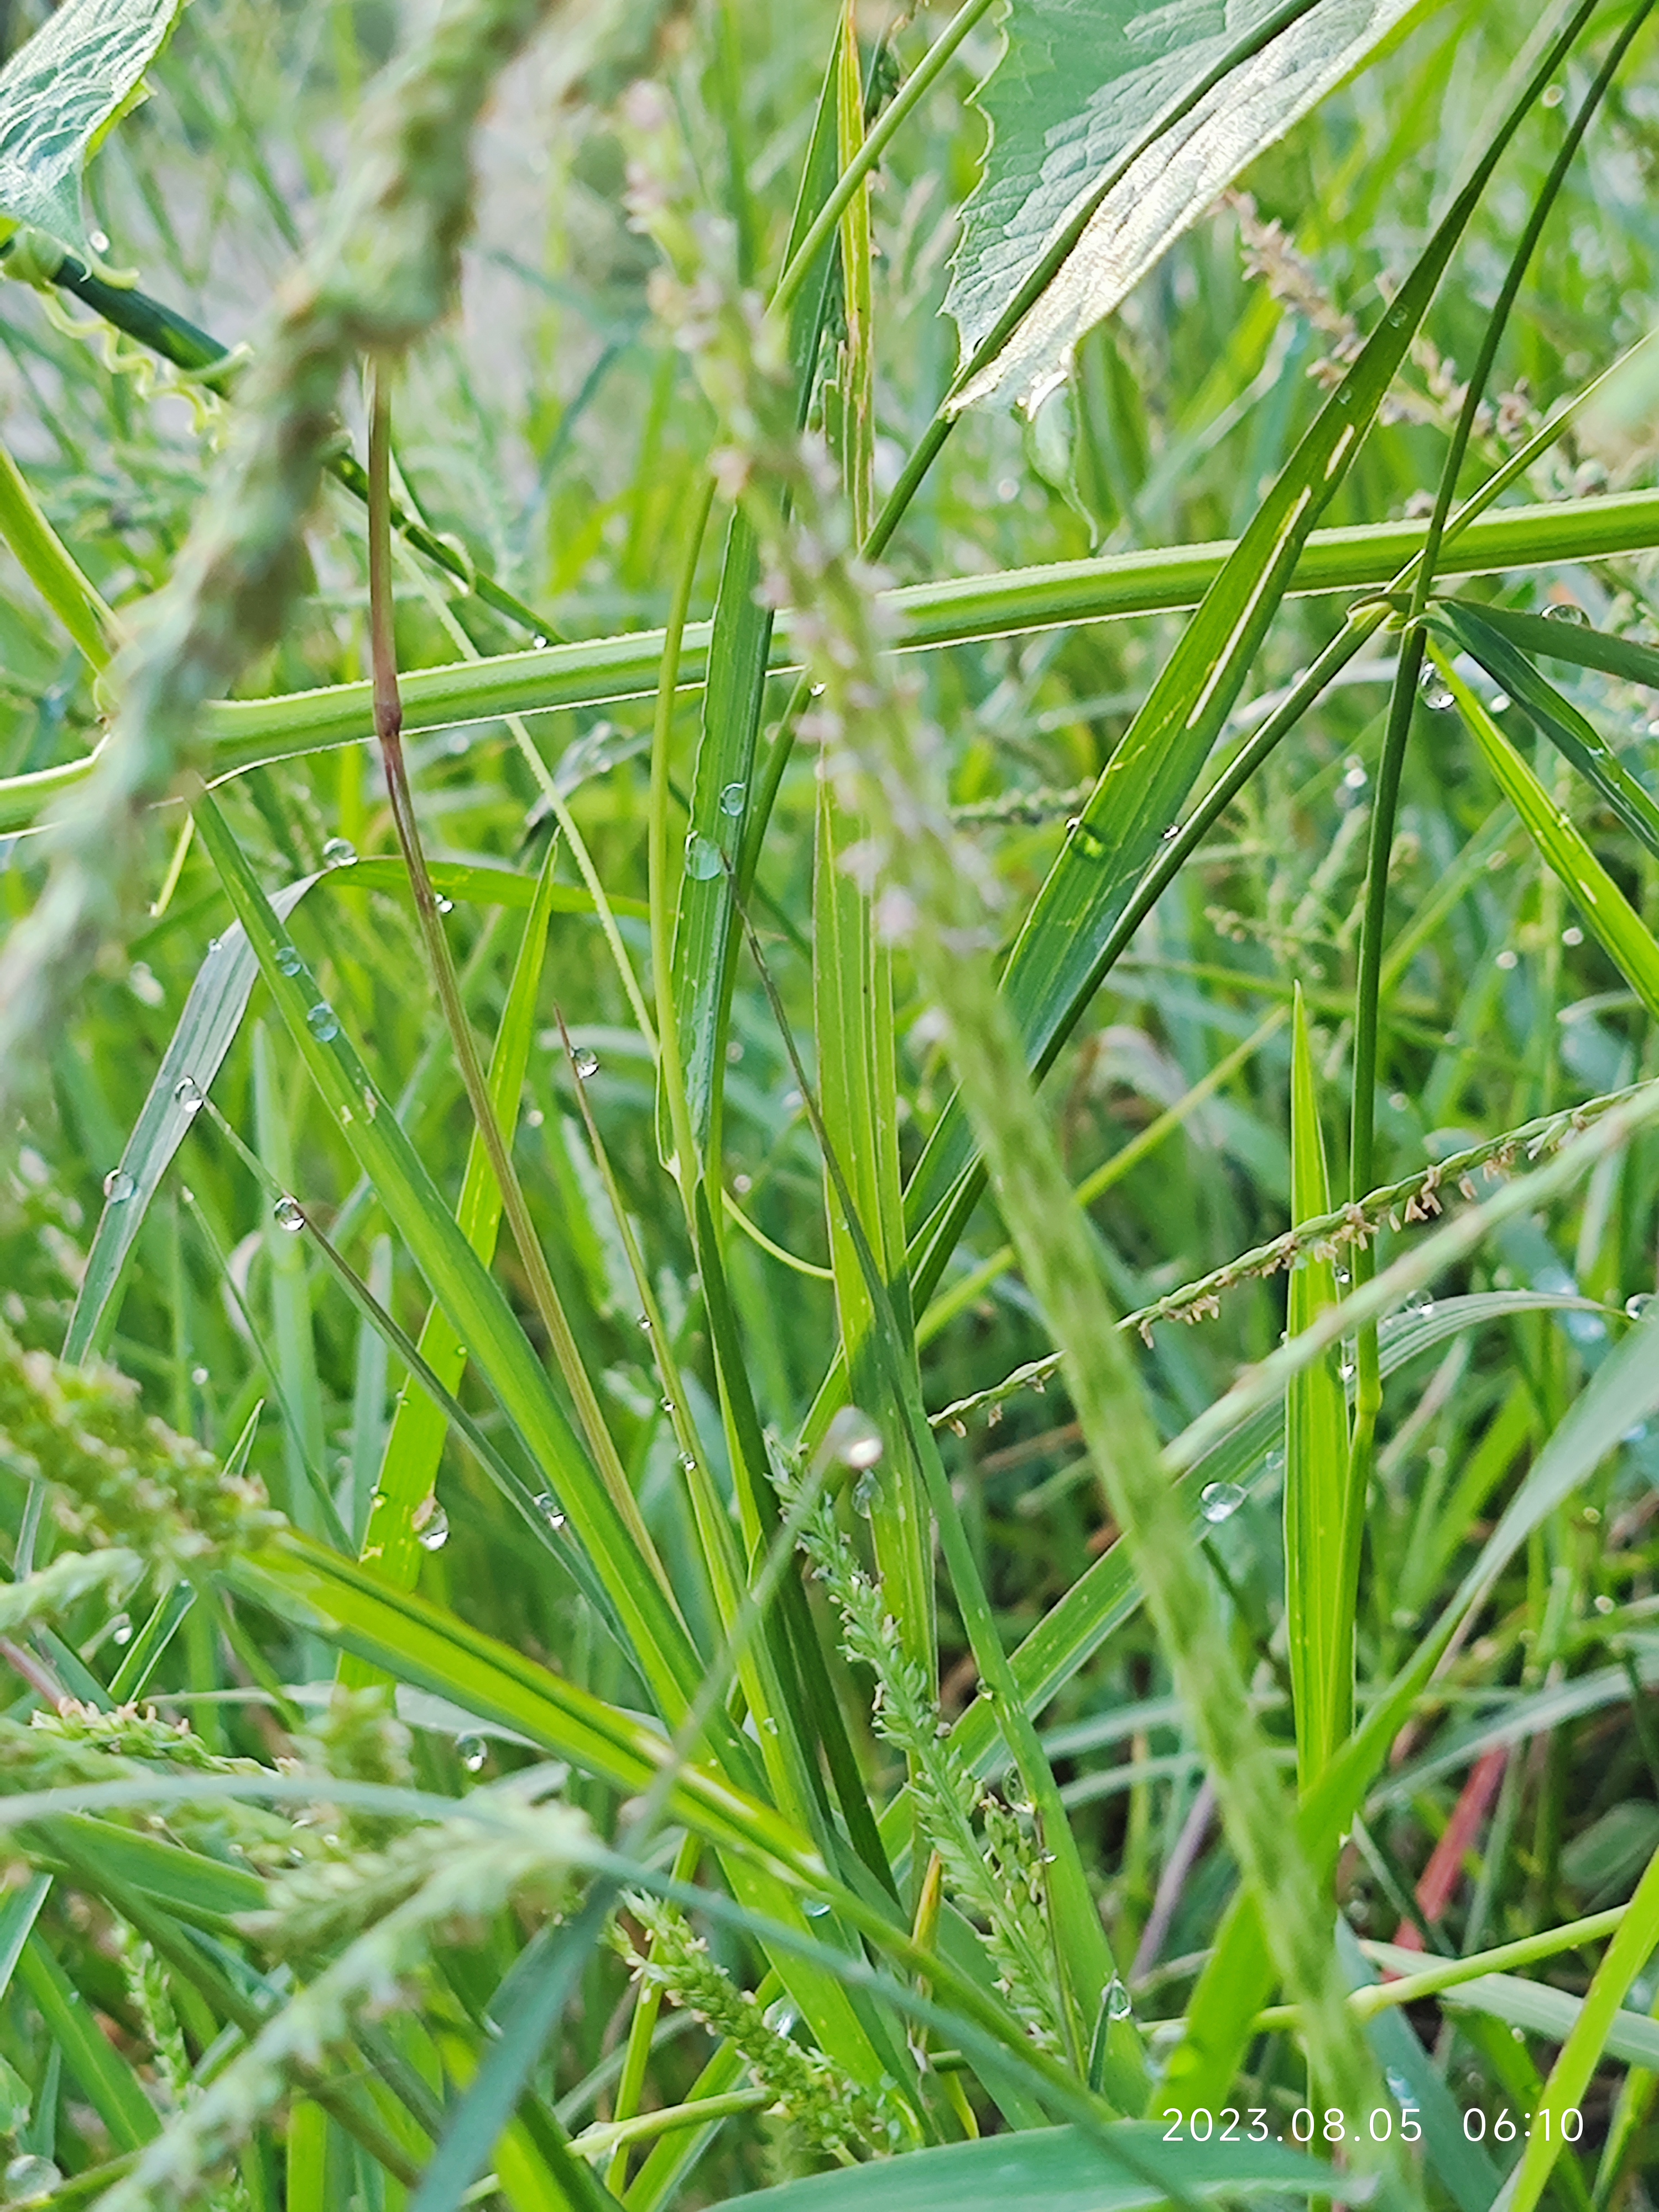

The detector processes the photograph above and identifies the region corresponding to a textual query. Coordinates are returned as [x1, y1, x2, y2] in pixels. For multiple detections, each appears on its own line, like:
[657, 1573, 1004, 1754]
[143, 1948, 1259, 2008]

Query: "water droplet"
[1487, 693, 1510, 714]
[719, 781, 745, 817]
[174, 1074, 205, 1115]
[679, 1451, 697, 1472]
[275, 942, 304, 977]
[307, 1003, 340, 1042]
[1384, 2068, 1415, 2105]
[1104, 1976, 1133, 2021]
[532, 633, 550, 650]
[1334, 385, 1352, 407]
[1199, 1480, 1244, 1524]
[684, 832, 724, 880]
[637, 1312, 653, 1331]
[1339, 1360, 1356, 1383]
[531, 1492, 567, 1532]
[190, 1364, 208, 1386]
[660, 1397, 676, 1416]
[1343, 764, 1368, 790]
[1160, 823, 1181, 842]
[273, 1194, 305, 1234]
[1627, 1293, 1653, 1321]
[109, 1613, 132, 1646]
[804, 1895, 832, 1917]
[456, 1733, 488, 1772]
[762, 1999, 793, 2032]
[572, 1046, 599, 1079]
[1419, 668, 1454, 712]
[322, 837, 357, 867]
[1405, 1292, 1437, 1318]
[207, 936, 222, 956]
[435, 895, 454, 915]
[88, 231, 110, 255]
[826, 1406, 884, 1472]
[1068, 818, 1107, 858]
[1545, 601, 1588, 624]
[1594, 1593, 1615, 1615]
[417, 1504, 450, 1551]
[103, 1167, 134, 1202]
[4, 2154, 62, 2199]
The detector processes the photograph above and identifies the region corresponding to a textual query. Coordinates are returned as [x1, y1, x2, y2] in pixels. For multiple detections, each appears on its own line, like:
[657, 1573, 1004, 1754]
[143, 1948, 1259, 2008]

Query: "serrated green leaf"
[948, 0, 1421, 413]
[0, 0, 187, 255]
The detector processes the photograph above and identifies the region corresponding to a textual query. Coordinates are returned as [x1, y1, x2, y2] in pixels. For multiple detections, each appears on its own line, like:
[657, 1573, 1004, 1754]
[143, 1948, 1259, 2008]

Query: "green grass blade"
[1426, 1845, 1659, 2212]
[664, 33, 842, 1164]
[189, 790, 708, 1731]
[709, 2122, 1344, 2211]
[1429, 644, 1659, 1020]
[63, 874, 321, 1364]
[344, 839, 557, 1629]
[28, 488, 1651, 808]
[1285, 983, 1355, 1790]
[18, 1932, 159, 2152]
[1165, 1298, 1659, 2111]
[900, 85, 1530, 1241]
[1428, 599, 1659, 861]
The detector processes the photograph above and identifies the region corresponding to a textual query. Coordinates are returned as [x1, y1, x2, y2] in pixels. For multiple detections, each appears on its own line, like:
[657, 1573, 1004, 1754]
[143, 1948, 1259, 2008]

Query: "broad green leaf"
[1429, 647, 1659, 1020]
[1285, 984, 1354, 1790]
[0, 0, 186, 255]
[718, 2122, 1343, 2211]
[1426, 600, 1659, 860]
[948, 0, 1421, 413]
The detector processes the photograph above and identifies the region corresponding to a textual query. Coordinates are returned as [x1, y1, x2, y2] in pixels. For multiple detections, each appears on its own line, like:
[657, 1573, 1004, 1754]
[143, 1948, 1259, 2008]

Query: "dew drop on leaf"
[103, 1167, 134, 1202]
[719, 781, 745, 816]
[1198, 1480, 1244, 1524]
[456, 1733, 487, 1772]
[532, 1492, 567, 1532]
[273, 1194, 305, 1233]
[322, 837, 357, 867]
[174, 1074, 204, 1115]
[417, 1505, 450, 1552]
[685, 832, 724, 880]
[1104, 1975, 1132, 2021]
[306, 1004, 341, 1042]
[1628, 1293, 1653, 1320]
[275, 943, 304, 977]
[572, 1046, 599, 1078]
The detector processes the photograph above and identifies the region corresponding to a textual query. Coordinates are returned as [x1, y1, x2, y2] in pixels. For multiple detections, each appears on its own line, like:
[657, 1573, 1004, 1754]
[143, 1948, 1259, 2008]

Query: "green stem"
[0, 432, 120, 667]
[365, 361, 676, 1598]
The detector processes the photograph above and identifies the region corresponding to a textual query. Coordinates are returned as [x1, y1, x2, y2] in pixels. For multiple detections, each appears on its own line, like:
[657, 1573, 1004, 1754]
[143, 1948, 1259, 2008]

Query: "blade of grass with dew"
[1427, 643, 1659, 1020]
[1489, 1838, 1659, 2212]
[945, 1291, 1606, 1782]
[559, 1026, 841, 1866]
[252, 1020, 327, 1539]
[36, 486, 1654, 810]
[364, 367, 671, 1616]
[339, 836, 559, 1658]
[1285, 982, 1355, 1791]
[664, 30, 842, 1166]
[188, 788, 713, 1734]
[64, 874, 322, 1363]
[1427, 598, 1659, 860]
[899, 12, 1587, 1253]
[1164, 1296, 1659, 2111]
[738, 903, 1129, 2090]
[816, 1, 935, 1686]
